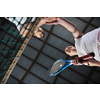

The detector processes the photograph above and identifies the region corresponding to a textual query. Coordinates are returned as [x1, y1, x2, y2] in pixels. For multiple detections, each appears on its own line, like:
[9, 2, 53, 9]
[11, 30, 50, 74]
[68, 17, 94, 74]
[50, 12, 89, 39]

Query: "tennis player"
[5, 17, 57, 38]
[45, 17, 100, 67]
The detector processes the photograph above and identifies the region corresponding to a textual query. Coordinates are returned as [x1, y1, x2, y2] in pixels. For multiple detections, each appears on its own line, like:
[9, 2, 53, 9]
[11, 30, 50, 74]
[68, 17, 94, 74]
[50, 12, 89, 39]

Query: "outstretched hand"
[37, 17, 59, 28]
[44, 17, 60, 25]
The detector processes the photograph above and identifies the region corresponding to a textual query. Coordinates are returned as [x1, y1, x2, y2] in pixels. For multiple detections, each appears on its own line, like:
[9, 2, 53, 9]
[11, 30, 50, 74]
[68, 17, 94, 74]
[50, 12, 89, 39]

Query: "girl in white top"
[5, 17, 57, 38]
[46, 17, 100, 67]
[5, 17, 44, 38]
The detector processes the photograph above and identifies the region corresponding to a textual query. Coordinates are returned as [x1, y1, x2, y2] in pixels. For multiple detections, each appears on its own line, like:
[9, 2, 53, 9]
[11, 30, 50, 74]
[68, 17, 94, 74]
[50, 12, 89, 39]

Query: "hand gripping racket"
[49, 52, 95, 76]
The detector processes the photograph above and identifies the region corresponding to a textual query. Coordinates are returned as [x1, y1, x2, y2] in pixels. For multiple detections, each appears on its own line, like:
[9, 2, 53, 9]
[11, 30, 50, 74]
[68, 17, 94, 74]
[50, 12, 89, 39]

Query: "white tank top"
[75, 28, 100, 61]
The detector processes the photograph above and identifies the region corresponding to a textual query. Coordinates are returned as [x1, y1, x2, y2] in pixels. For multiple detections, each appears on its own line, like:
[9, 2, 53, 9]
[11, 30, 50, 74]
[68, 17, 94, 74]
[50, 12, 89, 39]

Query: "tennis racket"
[49, 52, 95, 76]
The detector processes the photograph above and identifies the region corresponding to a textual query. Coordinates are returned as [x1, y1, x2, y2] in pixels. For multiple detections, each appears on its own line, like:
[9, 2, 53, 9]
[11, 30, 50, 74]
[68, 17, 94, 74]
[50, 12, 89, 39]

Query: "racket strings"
[49, 60, 65, 74]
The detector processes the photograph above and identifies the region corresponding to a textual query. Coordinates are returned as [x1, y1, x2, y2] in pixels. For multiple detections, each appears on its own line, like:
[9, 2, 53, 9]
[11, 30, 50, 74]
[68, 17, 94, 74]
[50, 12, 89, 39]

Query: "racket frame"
[49, 59, 73, 76]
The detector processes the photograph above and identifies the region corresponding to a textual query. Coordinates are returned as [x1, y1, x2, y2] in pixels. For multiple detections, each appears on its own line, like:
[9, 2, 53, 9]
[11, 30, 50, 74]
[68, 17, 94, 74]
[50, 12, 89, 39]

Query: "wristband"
[34, 29, 38, 33]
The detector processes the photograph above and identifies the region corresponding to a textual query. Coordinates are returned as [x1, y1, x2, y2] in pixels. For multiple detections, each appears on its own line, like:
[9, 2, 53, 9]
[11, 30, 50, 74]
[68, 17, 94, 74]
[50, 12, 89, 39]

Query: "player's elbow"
[72, 29, 83, 39]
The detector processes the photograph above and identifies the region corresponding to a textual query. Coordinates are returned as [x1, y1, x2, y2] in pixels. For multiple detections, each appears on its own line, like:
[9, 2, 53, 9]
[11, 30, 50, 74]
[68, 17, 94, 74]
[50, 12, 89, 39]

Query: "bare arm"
[59, 17, 83, 39]
[19, 17, 58, 37]
[88, 59, 100, 67]
[20, 23, 32, 37]
[72, 57, 100, 67]
[46, 17, 83, 39]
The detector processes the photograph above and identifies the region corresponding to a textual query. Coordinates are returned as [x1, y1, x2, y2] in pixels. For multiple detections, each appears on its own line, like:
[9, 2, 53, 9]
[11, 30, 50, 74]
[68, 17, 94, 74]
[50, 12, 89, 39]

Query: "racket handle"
[69, 60, 74, 65]
[78, 52, 95, 63]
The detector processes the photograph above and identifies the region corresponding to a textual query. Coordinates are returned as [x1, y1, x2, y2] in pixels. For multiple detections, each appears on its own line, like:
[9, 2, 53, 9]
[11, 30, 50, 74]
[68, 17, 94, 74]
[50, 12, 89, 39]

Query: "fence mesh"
[0, 17, 41, 83]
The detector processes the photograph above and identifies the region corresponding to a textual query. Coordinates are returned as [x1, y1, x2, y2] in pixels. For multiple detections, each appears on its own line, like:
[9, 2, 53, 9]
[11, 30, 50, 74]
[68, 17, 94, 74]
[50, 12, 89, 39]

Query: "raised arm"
[46, 17, 83, 39]
[19, 17, 58, 38]
[20, 23, 32, 37]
